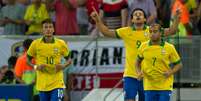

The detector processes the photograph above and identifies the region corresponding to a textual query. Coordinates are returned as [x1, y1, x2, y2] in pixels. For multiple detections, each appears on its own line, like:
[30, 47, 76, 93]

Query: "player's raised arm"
[164, 9, 181, 36]
[90, 7, 116, 38]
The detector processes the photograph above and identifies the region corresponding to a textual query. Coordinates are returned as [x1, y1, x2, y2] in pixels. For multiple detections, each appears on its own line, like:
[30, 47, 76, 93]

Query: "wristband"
[34, 65, 37, 70]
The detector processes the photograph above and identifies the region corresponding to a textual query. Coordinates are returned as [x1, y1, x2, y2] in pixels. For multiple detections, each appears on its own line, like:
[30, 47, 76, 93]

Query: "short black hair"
[23, 38, 33, 50]
[42, 19, 53, 25]
[131, 8, 147, 19]
[7, 56, 17, 68]
[150, 23, 162, 31]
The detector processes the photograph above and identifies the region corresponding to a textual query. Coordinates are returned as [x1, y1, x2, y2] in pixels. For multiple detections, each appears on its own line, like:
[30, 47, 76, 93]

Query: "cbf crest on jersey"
[54, 48, 59, 54]
[161, 48, 166, 55]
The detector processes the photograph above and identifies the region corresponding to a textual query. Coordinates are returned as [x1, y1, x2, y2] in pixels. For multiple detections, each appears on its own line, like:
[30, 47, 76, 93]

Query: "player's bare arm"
[90, 8, 116, 38]
[164, 10, 181, 36]
[135, 57, 143, 80]
[55, 56, 72, 72]
[164, 63, 182, 78]
[121, 8, 128, 27]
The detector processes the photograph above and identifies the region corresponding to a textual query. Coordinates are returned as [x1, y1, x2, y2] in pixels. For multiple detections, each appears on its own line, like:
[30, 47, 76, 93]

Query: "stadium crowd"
[0, 0, 201, 101]
[0, 0, 200, 36]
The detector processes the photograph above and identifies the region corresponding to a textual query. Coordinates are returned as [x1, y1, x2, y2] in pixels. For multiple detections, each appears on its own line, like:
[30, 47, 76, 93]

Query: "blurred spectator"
[15, 39, 34, 84]
[86, 0, 102, 37]
[48, 0, 79, 35]
[77, 0, 89, 35]
[0, 0, 5, 8]
[0, 65, 8, 83]
[7, 56, 17, 70]
[0, 0, 26, 35]
[17, 0, 30, 5]
[0, 65, 8, 74]
[0, 0, 5, 35]
[1, 70, 15, 84]
[0, 70, 3, 83]
[185, 0, 197, 13]
[24, 0, 49, 35]
[0, 56, 17, 84]
[186, 0, 200, 35]
[100, 0, 128, 30]
[171, 0, 192, 36]
[128, 0, 157, 25]
[86, 0, 100, 24]
[14, 38, 39, 101]
[154, 0, 171, 28]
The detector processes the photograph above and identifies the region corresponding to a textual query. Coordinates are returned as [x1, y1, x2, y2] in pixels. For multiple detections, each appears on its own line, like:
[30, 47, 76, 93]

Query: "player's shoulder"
[55, 37, 66, 44]
[164, 42, 175, 48]
[140, 41, 149, 47]
[32, 38, 43, 44]
[116, 27, 131, 32]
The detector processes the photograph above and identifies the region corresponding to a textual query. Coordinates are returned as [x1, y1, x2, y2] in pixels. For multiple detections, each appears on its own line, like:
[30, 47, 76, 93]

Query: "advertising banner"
[0, 37, 125, 91]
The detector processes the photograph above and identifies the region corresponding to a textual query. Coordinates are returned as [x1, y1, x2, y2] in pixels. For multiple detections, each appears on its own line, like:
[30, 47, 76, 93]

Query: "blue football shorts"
[39, 88, 64, 101]
[145, 90, 172, 101]
[123, 77, 144, 101]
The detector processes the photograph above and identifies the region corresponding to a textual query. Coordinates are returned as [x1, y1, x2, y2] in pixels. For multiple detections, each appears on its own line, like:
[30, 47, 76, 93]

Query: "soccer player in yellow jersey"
[27, 19, 72, 101]
[136, 23, 182, 101]
[91, 8, 180, 101]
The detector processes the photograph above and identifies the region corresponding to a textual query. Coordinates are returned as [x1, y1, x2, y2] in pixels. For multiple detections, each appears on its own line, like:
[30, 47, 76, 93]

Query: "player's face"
[131, 10, 146, 24]
[150, 24, 161, 42]
[42, 23, 54, 37]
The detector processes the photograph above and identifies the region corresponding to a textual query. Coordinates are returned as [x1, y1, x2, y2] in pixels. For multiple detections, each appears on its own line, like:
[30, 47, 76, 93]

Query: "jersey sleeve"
[14, 58, 23, 77]
[170, 45, 181, 65]
[27, 40, 37, 57]
[61, 40, 70, 57]
[115, 27, 129, 39]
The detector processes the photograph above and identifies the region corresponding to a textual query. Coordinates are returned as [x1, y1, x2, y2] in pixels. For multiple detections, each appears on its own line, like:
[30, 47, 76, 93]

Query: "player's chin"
[134, 20, 144, 24]
[44, 33, 53, 37]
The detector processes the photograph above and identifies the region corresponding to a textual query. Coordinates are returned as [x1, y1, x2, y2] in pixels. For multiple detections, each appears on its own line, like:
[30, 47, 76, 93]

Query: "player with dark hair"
[136, 23, 182, 101]
[15, 38, 40, 100]
[91, 8, 180, 101]
[27, 19, 72, 101]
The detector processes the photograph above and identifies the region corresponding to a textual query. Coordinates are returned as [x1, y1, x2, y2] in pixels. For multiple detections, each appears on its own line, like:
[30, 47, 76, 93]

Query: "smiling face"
[42, 22, 54, 37]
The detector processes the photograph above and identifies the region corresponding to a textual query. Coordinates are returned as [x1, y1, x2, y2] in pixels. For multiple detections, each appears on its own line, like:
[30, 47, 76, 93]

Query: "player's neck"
[151, 40, 161, 45]
[133, 23, 144, 30]
[44, 36, 54, 43]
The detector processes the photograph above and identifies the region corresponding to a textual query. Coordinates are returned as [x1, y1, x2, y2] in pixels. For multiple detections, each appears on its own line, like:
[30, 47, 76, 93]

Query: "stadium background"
[0, 35, 201, 101]
[0, 0, 201, 100]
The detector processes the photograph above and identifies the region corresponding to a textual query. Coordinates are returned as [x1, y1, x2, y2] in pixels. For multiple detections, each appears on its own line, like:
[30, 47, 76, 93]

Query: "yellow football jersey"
[116, 26, 150, 78]
[138, 41, 181, 90]
[27, 37, 70, 91]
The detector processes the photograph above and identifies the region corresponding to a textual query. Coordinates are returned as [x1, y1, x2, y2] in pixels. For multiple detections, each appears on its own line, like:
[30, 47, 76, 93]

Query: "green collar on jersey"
[132, 24, 147, 31]
[148, 40, 165, 46]
[41, 37, 55, 43]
